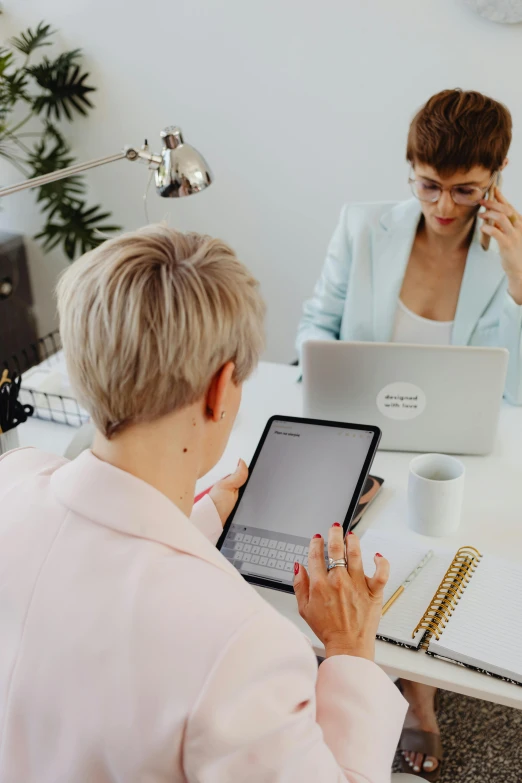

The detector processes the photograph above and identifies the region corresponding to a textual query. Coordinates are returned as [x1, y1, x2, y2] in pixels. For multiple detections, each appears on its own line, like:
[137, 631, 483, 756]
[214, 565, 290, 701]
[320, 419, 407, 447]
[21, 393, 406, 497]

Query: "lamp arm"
[0, 146, 161, 199]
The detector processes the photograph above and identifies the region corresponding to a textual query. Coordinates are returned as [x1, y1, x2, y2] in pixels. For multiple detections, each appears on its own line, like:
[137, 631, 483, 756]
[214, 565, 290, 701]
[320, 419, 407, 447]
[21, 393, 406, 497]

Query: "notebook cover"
[425, 650, 522, 688]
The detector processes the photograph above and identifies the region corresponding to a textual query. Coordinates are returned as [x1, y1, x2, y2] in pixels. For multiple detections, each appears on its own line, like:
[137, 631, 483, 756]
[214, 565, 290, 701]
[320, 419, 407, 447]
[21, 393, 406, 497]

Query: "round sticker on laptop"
[376, 382, 426, 420]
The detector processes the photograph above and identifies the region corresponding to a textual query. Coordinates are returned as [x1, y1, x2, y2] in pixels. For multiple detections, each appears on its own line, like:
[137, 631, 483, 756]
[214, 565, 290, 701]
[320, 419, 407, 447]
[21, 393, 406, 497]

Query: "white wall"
[1, 0, 522, 360]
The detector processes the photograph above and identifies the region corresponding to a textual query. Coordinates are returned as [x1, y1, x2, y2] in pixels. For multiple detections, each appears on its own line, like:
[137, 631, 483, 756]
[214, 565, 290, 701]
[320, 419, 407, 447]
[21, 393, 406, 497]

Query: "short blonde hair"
[56, 224, 265, 437]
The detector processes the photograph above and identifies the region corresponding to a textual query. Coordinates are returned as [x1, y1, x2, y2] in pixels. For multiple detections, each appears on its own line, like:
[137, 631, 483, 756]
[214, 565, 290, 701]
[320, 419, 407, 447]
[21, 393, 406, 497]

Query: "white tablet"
[217, 415, 381, 593]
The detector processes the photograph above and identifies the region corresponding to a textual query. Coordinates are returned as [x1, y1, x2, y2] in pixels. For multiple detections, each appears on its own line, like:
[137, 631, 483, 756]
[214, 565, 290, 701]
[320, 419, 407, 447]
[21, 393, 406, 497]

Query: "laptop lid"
[302, 341, 508, 455]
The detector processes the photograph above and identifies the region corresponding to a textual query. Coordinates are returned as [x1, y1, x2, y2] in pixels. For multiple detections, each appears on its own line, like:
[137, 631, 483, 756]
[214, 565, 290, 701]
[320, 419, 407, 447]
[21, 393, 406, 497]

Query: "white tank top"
[391, 299, 454, 346]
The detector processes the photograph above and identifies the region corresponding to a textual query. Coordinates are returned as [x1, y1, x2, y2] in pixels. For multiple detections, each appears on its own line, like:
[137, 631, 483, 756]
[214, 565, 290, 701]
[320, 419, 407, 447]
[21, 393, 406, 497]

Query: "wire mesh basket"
[1, 330, 90, 427]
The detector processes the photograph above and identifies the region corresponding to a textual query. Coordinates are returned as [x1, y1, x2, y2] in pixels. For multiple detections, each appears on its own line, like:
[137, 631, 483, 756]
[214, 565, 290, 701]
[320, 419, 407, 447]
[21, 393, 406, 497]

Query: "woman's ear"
[500, 157, 509, 171]
[205, 362, 236, 422]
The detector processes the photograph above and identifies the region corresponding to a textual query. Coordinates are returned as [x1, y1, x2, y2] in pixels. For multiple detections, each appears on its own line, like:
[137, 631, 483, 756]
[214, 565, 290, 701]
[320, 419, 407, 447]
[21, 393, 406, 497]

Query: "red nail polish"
[313, 533, 322, 539]
[332, 522, 342, 527]
[348, 531, 354, 535]
[294, 562, 299, 575]
[376, 552, 383, 557]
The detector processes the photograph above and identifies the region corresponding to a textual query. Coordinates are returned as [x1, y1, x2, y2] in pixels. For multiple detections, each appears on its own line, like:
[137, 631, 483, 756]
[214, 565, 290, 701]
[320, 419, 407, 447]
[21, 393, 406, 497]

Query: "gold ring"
[509, 213, 517, 226]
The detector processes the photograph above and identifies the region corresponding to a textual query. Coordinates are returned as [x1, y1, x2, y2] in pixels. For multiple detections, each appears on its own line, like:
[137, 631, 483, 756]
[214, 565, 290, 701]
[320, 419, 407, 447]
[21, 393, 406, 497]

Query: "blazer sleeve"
[296, 205, 353, 359]
[190, 494, 223, 545]
[499, 291, 522, 405]
[184, 608, 407, 783]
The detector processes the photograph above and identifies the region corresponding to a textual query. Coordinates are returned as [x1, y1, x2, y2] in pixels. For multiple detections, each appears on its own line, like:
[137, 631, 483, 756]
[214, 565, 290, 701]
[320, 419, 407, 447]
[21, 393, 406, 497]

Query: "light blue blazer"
[296, 199, 522, 404]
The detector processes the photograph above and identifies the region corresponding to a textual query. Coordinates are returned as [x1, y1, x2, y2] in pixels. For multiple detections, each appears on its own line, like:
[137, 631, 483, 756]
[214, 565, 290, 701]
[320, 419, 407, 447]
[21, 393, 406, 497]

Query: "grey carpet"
[392, 688, 522, 782]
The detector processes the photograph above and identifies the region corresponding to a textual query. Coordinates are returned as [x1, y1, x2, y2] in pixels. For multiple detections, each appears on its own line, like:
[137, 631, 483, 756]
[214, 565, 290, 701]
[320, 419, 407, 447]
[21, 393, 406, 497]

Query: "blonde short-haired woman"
[0, 225, 412, 783]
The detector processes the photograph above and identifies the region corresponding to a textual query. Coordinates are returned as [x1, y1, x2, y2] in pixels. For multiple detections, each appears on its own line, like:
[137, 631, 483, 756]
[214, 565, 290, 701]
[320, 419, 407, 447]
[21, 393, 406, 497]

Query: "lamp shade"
[155, 126, 213, 198]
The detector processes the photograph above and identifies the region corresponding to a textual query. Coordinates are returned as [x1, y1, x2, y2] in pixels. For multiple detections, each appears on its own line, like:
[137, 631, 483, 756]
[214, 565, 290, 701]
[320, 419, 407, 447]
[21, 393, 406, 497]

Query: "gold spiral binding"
[413, 546, 482, 649]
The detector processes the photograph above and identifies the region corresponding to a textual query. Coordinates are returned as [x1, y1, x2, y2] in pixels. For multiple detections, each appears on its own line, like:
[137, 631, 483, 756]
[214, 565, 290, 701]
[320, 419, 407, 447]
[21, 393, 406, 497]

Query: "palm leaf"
[0, 70, 29, 108]
[10, 22, 54, 56]
[35, 201, 120, 260]
[0, 47, 14, 76]
[52, 49, 82, 72]
[29, 134, 76, 173]
[2, 24, 118, 260]
[27, 60, 95, 121]
[36, 176, 86, 208]
[42, 121, 66, 145]
[28, 133, 86, 205]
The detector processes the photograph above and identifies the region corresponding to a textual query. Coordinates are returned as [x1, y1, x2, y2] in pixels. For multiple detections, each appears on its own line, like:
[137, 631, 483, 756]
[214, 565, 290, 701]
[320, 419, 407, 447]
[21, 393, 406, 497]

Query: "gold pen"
[381, 549, 434, 616]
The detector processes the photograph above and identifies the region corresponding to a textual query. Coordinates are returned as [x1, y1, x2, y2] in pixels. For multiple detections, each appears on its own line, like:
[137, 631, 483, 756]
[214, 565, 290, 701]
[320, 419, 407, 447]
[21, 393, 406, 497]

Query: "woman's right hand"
[293, 524, 389, 661]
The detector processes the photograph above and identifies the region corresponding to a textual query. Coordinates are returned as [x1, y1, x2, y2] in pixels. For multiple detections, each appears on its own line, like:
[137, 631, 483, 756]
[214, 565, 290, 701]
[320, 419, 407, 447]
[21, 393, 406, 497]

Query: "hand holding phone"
[480, 172, 503, 251]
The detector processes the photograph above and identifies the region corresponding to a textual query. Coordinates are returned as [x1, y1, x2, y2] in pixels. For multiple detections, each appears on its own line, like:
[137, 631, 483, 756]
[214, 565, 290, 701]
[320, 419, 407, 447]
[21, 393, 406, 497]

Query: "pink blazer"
[0, 448, 407, 782]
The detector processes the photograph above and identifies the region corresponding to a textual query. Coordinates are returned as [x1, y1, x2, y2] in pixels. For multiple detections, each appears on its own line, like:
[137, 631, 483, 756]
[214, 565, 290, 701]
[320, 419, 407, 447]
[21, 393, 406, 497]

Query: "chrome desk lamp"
[0, 126, 213, 199]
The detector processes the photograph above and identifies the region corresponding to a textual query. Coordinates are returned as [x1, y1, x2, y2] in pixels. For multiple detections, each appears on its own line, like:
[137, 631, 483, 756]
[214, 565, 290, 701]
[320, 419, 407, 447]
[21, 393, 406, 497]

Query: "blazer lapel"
[372, 199, 422, 341]
[452, 227, 505, 346]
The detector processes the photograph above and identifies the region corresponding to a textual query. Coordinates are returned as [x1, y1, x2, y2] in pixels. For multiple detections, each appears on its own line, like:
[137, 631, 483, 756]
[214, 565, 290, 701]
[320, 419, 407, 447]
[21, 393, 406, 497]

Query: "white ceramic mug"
[408, 453, 465, 536]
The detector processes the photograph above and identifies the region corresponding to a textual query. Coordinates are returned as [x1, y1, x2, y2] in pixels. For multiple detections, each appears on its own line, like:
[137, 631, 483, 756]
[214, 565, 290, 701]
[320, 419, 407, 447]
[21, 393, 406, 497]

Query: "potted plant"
[0, 21, 120, 259]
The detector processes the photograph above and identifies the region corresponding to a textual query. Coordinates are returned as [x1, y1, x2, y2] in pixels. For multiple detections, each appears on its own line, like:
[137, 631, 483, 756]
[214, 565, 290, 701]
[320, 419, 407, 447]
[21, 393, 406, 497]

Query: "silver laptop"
[302, 341, 508, 455]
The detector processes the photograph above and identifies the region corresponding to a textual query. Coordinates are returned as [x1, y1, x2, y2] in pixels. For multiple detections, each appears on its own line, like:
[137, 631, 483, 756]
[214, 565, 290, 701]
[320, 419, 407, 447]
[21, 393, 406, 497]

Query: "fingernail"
[413, 767, 420, 773]
[313, 533, 322, 539]
[376, 552, 383, 557]
[332, 522, 341, 527]
[294, 562, 299, 575]
[348, 531, 354, 535]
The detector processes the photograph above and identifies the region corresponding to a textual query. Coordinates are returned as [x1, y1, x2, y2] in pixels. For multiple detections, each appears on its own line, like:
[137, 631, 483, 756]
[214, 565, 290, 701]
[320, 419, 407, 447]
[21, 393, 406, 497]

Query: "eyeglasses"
[408, 171, 497, 206]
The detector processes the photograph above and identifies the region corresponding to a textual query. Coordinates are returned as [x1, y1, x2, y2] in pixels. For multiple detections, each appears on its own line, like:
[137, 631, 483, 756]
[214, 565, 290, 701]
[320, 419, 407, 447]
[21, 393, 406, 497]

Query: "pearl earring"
[221, 411, 226, 420]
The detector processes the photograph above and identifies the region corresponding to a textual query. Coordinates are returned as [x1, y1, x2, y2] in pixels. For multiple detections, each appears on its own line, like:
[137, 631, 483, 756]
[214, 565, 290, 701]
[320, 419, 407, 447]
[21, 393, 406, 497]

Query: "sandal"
[398, 728, 443, 781]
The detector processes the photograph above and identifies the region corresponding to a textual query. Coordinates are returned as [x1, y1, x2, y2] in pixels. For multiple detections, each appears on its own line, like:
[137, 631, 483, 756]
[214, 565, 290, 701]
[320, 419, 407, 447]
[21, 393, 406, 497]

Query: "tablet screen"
[218, 417, 379, 591]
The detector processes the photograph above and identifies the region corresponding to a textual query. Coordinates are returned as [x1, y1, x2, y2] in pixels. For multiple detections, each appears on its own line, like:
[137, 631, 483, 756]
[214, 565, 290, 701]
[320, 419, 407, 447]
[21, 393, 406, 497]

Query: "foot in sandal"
[398, 679, 442, 780]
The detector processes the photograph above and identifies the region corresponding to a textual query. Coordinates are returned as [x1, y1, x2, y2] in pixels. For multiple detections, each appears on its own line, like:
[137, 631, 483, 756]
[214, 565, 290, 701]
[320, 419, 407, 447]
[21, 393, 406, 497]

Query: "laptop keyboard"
[221, 524, 312, 582]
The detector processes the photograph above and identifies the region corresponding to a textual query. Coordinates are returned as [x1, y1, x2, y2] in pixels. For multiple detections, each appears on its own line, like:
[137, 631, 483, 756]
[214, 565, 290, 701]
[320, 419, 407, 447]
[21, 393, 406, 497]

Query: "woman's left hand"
[209, 459, 249, 526]
[480, 188, 522, 304]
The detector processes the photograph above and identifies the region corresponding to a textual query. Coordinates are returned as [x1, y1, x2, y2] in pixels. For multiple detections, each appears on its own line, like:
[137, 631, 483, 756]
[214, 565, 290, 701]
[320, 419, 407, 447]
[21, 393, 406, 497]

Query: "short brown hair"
[57, 224, 265, 438]
[407, 89, 512, 175]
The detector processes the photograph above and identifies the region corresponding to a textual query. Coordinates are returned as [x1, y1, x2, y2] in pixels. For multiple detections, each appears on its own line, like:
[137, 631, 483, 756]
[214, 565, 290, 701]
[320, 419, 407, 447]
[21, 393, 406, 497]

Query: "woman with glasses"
[297, 89, 522, 408]
[296, 89, 522, 780]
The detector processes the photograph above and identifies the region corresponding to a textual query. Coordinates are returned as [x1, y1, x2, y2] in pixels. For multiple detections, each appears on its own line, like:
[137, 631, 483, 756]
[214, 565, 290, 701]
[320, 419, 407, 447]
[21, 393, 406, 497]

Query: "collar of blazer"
[50, 449, 241, 579]
[372, 198, 505, 345]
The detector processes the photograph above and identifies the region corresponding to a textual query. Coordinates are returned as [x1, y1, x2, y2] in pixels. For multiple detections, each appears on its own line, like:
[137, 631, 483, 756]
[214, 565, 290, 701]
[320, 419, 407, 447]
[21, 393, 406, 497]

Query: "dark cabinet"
[0, 232, 38, 366]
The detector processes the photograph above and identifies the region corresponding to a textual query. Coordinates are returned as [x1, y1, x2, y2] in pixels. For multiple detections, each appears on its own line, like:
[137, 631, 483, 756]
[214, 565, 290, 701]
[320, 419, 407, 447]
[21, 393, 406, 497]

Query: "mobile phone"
[480, 172, 502, 251]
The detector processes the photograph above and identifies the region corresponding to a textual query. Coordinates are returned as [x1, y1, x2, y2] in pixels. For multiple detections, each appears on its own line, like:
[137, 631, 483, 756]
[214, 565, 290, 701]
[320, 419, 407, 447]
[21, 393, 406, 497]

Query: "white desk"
[18, 362, 522, 710]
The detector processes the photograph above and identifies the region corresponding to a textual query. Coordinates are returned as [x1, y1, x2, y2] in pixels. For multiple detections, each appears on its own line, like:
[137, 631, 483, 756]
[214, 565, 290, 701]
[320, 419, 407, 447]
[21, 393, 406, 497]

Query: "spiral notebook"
[360, 530, 522, 687]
